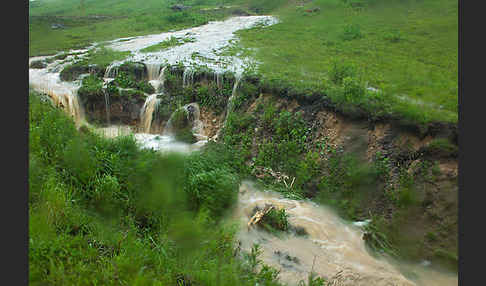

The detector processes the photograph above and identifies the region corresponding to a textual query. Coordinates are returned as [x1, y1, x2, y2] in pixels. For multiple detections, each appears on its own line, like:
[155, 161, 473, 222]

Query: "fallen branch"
[247, 204, 274, 230]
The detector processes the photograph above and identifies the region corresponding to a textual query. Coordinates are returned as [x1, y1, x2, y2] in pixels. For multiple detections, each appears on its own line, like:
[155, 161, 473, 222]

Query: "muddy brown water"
[232, 181, 458, 286]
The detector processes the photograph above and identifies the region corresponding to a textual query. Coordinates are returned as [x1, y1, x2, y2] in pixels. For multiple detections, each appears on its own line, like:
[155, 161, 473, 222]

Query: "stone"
[171, 4, 190, 11]
[51, 23, 65, 30]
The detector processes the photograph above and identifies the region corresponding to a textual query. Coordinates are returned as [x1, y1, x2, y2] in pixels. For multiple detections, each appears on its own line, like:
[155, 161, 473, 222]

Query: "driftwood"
[247, 204, 274, 230]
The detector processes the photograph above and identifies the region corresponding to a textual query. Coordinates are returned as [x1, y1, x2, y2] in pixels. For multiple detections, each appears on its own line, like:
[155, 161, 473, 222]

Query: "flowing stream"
[29, 16, 457, 285]
[233, 181, 458, 286]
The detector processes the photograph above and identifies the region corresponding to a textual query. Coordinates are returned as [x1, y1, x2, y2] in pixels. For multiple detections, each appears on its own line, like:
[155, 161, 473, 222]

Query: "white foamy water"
[233, 181, 457, 286]
[29, 16, 277, 128]
[134, 133, 205, 153]
[107, 16, 278, 75]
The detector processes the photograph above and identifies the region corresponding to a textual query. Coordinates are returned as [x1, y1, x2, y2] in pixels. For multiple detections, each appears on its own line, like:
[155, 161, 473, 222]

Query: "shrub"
[77, 74, 104, 102]
[184, 148, 240, 220]
[260, 208, 289, 232]
[114, 71, 137, 89]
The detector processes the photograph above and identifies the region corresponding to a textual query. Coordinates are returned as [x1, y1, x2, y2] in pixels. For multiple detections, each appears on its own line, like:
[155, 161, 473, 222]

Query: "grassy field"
[235, 0, 458, 124]
[29, 0, 457, 124]
[29, 0, 245, 56]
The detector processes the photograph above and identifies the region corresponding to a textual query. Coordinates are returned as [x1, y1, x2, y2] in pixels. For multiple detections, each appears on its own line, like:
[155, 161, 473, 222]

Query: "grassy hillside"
[28, 91, 290, 285]
[235, 0, 458, 124]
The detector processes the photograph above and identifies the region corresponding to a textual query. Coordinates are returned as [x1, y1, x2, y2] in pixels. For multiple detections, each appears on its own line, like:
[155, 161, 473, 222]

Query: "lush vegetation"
[29, 0, 458, 281]
[218, 88, 457, 272]
[29, 91, 292, 285]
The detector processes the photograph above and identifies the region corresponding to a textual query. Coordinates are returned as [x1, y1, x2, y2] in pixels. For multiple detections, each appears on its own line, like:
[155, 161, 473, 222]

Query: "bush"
[184, 147, 240, 220]
[77, 74, 104, 102]
[260, 208, 289, 232]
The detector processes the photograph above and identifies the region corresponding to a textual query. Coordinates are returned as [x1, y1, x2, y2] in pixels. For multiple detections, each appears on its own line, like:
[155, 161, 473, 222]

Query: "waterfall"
[139, 94, 161, 133]
[29, 69, 85, 127]
[224, 76, 241, 122]
[147, 65, 167, 93]
[214, 71, 223, 90]
[146, 63, 162, 81]
[214, 75, 241, 141]
[67, 90, 85, 127]
[104, 62, 120, 78]
[182, 68, 195, 88]
[103, 89, 110, 125]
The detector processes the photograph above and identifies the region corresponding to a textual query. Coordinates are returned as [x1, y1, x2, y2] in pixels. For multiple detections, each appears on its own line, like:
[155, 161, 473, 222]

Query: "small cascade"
[103, 89, 111, 125]
[104, 62, 120, 78]
[214, 75, 241, 141]
[214, 71, 223, 90]
[147, 65, 167, 93]
[30, 67, 86, 126]
[182, 68, 195, 88]
[67, 90, 85, 127]
[146, 63, 162, 81]
[140, 94, 161, 133]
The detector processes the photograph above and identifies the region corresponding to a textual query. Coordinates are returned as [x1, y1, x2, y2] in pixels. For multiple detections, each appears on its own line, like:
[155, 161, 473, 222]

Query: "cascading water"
[234, 181, 458, 286]
[182, 68, 195, 88]
[215, 75, 241, 140]
[104, 62, 120, 78]
[139, 94, 161, 133]
[103, 89, 111, 125]
[146, 63, 161, 81]
[214, 71, 223, 90]
[29, 61, 86, 127]
[146, 64, 167, 93]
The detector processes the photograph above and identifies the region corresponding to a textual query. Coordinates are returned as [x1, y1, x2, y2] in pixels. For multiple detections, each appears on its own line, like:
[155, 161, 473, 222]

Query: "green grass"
[140, 35, 196, 53]
[29, 0, 244, 56]
[28, 91, 290, 285]
[235, 0, 458, 124]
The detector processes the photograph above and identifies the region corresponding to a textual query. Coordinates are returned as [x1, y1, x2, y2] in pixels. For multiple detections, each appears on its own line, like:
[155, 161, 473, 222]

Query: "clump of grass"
[383, 30, 405, 43]
[77, 74, 104, 101]
[259, 207, 290, 233]
[424, 138, 458, 157]
[329, 60, 357, 85]
[363, 219, 398, 257]
[340, 23, 363, 41]
[140, 36, 195, 53]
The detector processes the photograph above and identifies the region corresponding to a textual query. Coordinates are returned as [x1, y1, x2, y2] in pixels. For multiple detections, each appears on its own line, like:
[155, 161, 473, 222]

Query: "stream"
[29, 15, 458, 286]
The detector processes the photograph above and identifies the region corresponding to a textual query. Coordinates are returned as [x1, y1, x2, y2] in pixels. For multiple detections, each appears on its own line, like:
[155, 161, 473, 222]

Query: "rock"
[30, 60, 47, 69]
[305, 7, 321, 13]
[171, 4, 191, 11]
[119, 62, 147, 81]
[51, 23, 65, 30]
